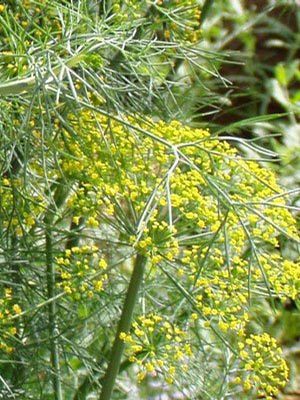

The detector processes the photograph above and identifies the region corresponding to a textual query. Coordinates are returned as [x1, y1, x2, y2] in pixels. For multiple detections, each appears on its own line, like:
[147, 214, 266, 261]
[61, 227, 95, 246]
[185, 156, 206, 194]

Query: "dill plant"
[0, 1, 299, 400]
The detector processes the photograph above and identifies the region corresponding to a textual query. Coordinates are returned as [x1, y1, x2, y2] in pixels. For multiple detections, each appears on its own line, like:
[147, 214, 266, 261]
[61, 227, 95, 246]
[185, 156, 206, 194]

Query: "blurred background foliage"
[178, 0, 300, 200]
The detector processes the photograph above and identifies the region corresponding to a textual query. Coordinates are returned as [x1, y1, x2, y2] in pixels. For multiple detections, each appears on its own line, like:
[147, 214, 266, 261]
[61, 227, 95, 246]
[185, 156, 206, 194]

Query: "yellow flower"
[12, 304, 22, 314]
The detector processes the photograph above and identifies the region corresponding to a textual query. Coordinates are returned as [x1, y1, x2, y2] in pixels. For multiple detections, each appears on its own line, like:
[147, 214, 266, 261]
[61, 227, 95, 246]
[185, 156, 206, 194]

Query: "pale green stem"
[45, 221, 63, 400]
[99, 253, 147, 400]
[0, 54, 84, 96]
[44, 184, 69, 400]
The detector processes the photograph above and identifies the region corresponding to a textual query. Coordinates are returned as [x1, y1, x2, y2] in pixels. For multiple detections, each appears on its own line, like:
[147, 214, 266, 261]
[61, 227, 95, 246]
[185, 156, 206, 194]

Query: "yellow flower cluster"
[194, 253, 250, 334]
[237, 333, 288, 399]
[59, 111, 299, 304]
[0, 288, 21, 354]
[120, 314, 192, 383]
[133, 220, 179, 263]
[0, 176, 44, 236]
[110, 0, 146, 22]
[20, 108, 298, 397]
[258, 253, 300, 300]
[56, 245, 108, 300]
[109, 0, 201, 43]
[155, 0, 202, 43]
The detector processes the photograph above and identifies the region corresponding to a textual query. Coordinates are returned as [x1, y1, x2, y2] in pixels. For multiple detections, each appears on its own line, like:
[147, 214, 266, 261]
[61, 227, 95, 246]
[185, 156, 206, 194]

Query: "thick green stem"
[99, 253, 147, 400]
[46, 224, 63, 400]
[0, 54, 84, 96]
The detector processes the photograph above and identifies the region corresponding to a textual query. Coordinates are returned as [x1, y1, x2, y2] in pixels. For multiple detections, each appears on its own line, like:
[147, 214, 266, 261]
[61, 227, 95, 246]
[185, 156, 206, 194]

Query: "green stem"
[0, 54, 84, 96]
[99, 253, 147, 400]
[44, 184, 68, 400]
[46, 223, 63, 400]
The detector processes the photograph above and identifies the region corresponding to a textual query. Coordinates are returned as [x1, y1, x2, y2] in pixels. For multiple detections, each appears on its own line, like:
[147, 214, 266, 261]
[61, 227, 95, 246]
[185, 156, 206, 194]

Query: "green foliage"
[0, 1, 299, 399]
